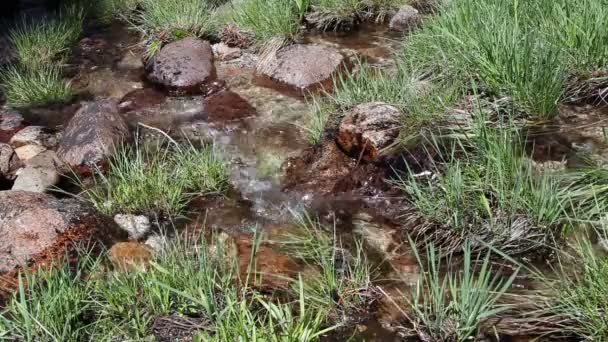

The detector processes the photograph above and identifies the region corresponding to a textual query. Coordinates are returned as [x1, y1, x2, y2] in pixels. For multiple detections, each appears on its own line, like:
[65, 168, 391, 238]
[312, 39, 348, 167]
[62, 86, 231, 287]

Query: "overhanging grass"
[230, 0, 307, 44]
[0, 66, 75, 108]
[77, 140, 229, 217]
[9, 7, 84, 69]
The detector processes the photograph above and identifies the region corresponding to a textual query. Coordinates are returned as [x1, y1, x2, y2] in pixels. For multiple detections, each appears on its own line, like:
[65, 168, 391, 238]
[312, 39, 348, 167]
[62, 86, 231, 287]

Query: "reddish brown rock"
[256, 44, 347, 94]
[0, 143, 20, 179]
[0, 109, 25, 143]
[57, 99, 130, 170]
[0, 191, 125, 273]
[145, 37, 217, 95]
[336, 102, 401, 163]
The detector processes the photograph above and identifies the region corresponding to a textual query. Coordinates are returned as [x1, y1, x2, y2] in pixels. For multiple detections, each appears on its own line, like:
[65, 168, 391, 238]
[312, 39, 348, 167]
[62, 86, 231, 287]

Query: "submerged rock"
[0, 191, 124, 273]
[57, 99, 130, 170]
[145, 37, 217, 95]
[114, 214, 151, 240]
[336, 102, 401, 163]
[389, 5, 421, 32]
[108, 242, 154, 272]
[256, 44, 346, 93]
[212, 42, 242, 61]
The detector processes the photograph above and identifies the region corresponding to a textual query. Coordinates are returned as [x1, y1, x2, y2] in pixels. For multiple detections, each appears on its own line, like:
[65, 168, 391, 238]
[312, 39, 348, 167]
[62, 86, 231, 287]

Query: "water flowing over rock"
[145, 37, 217, 95]
[256, 44, 347, 93]
[336, 102, 401, 162]
[0, 191, 125, 273]
[389, 5, 422, 32]
[57, 99, 130, 170]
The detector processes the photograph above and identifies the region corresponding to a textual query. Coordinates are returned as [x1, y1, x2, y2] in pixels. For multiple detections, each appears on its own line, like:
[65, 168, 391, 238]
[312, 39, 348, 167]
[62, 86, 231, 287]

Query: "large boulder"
[256, 44, 346, 93]
[389, 5, 421, 32]
[336, 102, 401, 162]
[0, 191, 126, 273]
[57, 99, 130, 170]
[145, 37, 217, 95]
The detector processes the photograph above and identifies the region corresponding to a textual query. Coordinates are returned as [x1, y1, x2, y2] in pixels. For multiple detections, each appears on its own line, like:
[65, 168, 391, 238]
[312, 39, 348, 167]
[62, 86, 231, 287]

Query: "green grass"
[278, 212, 376, 318]
[76, 140, 228, 217]
[230, 0, 307, 44]
[9, 7, 84, 69]
[548, 229, 608, 340]
[0, 66, 75, 108]
[129, 0, 224, 56]
[0, 233, 338, 341]
[395, 111, 567, 254]
[388, 241, 517, 341]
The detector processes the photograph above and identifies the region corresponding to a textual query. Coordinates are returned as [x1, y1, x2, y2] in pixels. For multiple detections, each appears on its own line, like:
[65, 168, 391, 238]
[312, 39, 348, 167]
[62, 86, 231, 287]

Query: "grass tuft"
[230, 0, 307, 44]
[76, 140, 228, 217]
[0, 66, 74, 108]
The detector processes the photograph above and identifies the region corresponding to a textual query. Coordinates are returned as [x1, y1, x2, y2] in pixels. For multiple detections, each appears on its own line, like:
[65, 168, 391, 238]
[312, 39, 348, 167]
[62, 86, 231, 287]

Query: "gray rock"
[9, 126, 60, 148]
[0, 191, 125, 272]
[12, 166, 60, 192]
[0, 143, 20, 178]
[57, 99, 130, 170]
[145, 37, 216, 95]
[336, 102, 401, 162]
[145, 234, 167, 253]
[256, 44, 346, 92]
[389, 5, 421, 32]
[114, 214, 151, 240]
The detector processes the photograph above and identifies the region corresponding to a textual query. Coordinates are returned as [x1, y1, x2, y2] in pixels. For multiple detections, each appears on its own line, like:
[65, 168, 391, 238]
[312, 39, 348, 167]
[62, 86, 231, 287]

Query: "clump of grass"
[561, 166, 608, 222]
[9, 8, 84, 69]
[0, 66, 75, 108]
[129, 0, 223, 57]
[396, 111, 566, 254]
[0, 251, 101, 341]
[386, 241, 518, 341]
[548, 228, 608, 340]
[302, 97, 334, 145]
[279, 212, 376, 318]
[230, 0, 307, 44]
[307, 0, 364, 30]
[77, 140, 228, 217]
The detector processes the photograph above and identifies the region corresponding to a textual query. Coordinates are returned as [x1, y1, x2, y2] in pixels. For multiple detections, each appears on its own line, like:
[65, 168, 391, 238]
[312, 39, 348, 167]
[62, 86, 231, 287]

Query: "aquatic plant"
[76, 139, 228, 218]
[0, 65, 74, 108]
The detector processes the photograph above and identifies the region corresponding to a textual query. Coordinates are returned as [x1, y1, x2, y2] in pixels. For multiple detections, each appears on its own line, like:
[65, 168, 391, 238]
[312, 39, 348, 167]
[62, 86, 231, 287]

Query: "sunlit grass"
[0, 66, 74, 108]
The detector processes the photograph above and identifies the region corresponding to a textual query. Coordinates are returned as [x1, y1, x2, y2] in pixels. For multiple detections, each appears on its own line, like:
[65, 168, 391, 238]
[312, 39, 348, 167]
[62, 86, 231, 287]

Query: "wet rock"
[57, 99, 130, 170]
[114, 214, 151, 240]
[0, 191, 124, 273]
[0, 109, 25, 142]
[212, 42, 242, 61]
[256, 44, 347, 93]
[116, 51, 144, 71]
[118, 88, 166, 113]
[14, 144, 46, 161]
[108, 242, 153, 272]
[0, 143, 20, 179]
[145, 37, 217, 95]
[389, 5, 421, 32]
[336, 102, 401, 163]
[203, 90, 256, 122]
[9, 126, 60, 149]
